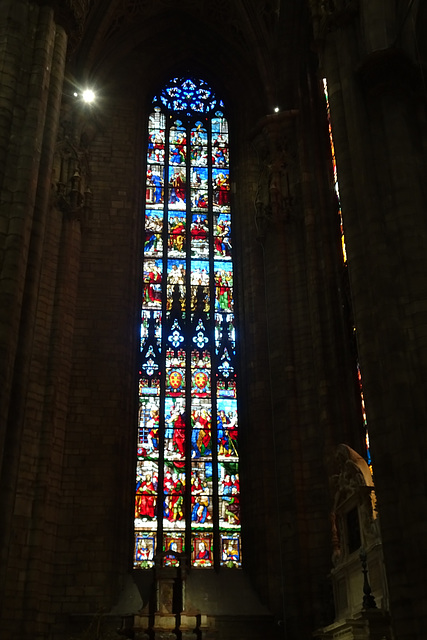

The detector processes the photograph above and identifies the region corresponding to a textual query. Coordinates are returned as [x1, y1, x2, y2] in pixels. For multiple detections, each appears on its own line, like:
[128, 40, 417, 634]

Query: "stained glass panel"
[168, 211, 186, 256]
[135, 533, 155, 569]
[163, 533, 185, 567]
[220, 534, 241, 568]
[143, 259, 162, 309]
[192, 534, 214, 567]
[213, 169, 230, 209]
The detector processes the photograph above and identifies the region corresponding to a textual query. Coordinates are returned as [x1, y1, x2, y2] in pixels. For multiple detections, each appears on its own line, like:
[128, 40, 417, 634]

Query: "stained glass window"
[323, 78, 347, 265]
[135, 77, 241, 569]
[323, 78, 371, 471]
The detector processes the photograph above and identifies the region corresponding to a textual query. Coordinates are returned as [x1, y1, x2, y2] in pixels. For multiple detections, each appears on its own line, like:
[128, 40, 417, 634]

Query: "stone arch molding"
[330, 444, 378, 567]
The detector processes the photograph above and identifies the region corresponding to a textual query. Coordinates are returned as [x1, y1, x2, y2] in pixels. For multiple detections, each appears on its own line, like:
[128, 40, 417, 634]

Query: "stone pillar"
[0, 0, 66, 600]
[309, 1, 427, 637]
[250, 110, 304, 630]
[0, 0, 89, 636]
[248, 89, 360, 634]
[148, 565, 178, 640]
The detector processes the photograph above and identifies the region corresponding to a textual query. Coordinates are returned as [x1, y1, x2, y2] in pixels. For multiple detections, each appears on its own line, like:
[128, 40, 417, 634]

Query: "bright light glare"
[274, 106, 280, 113]
[82, 89, 95, 103]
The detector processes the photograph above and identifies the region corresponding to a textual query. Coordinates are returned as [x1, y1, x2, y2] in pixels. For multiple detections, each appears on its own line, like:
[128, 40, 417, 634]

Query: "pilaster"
[249, 102, 348, 635]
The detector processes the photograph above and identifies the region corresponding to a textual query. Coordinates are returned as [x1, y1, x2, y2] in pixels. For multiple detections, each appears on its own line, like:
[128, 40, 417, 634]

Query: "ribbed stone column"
[247, 96, 358, 634]
[0, 0, 54, 429]
[0, 1, 81, 634]
[0, 2, 61, 586]
[249, 111, 301, 627]
[234, 123, 279, 616]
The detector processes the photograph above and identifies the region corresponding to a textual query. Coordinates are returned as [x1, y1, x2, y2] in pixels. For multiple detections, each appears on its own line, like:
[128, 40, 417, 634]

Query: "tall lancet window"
[135, 77, 241, 570]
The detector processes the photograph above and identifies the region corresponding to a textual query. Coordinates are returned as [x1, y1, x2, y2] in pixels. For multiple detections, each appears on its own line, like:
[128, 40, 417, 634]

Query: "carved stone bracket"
[309, 0, 359, 42]
[356, 47, 422, 100]
[254, 200, 273, 242]
[53, 99, 99, 222]
[251, 110, 298, 242]
[35, 0, 92, 50]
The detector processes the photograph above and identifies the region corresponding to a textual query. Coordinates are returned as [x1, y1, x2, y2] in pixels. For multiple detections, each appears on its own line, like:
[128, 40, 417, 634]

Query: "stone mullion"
[0, 4, 64, 617]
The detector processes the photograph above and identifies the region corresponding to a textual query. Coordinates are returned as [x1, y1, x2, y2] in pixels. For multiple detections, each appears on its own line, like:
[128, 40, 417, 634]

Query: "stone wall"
[2, 1, 427, 639]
